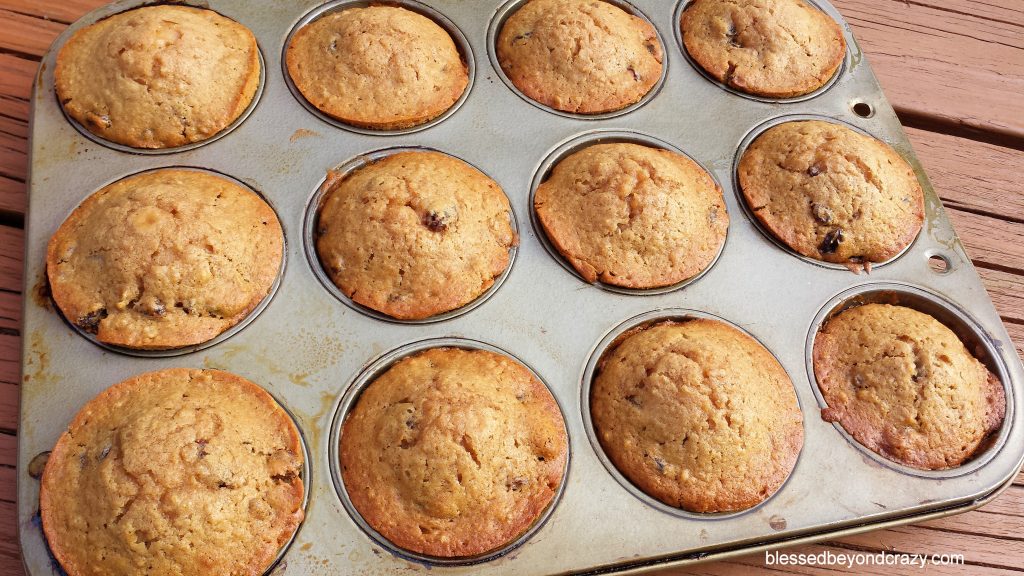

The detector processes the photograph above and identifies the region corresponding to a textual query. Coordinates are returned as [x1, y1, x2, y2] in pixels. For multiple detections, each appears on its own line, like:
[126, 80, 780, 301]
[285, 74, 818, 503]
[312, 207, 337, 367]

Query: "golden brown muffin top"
[814, 304, 1005, 470]
[40, 368, 305, 576]
[340, 348, 568, 558]
[535, 142, 728, 288]
[286, 6, 468, 130]
[682, 0, 846, 98]
[55, 5, 260, 148]
[46, 169, 283, 350]
[591, 319, 803, 513]
[497, 0, 663, 114]
[316, 151, 516, 320]
[738, 120, 924, 269]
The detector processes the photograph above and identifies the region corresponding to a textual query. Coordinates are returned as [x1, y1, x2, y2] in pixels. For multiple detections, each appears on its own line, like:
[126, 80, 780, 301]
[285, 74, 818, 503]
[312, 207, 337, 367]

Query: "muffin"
[590, 319, 802, 513]
[340, 347, 567, 557]
[813, 304, 1006, 470]
[47, 169, 283, 350]
[286, 6, 469, 130]
[681, 0, 846, 98]
[535, 142, 727, 288]
[315, 151, 516, 320]
[738, 120, 924, 270]
[497, 0, 663, 114]
[55, 5, 260, 148]
[40, 368, 305, 576]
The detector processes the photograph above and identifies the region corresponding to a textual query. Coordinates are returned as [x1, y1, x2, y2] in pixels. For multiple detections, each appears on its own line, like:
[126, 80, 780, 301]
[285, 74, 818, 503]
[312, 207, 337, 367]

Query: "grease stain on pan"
[290, 128, 321, 142]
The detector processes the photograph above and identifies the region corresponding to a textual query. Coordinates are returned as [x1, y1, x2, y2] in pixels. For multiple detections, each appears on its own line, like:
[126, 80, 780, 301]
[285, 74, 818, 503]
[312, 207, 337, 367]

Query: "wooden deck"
[0, 1, 1021, 574]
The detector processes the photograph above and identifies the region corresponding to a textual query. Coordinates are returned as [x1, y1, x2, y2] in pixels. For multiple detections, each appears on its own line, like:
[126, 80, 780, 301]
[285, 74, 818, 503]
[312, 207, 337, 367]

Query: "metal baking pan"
[19, 0, 1024, 574]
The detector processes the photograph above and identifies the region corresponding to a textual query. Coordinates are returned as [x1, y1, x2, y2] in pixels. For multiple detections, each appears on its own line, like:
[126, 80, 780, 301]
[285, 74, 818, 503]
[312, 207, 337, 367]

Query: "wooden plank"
[0, 433, 14, 470]
[0, 226, 23, 293]
[832, 0, 1024, 143]
[978, 268, 1024, 324]
[1007, 323, 1024, 364]
[0, 290, 19, 332]
[0, 8, 64, 59]
[827, 525, 1024, 570]
[0, 0, 104, 25]
[906, 127, 1024, 221]
[0, 332, 21, 387]
[947, 210, 1024, 273]
[0, 500, 24, 569]
[0, 130, 27, 182]
[0, 54, 35, 102]
[0, 175, 23, 217]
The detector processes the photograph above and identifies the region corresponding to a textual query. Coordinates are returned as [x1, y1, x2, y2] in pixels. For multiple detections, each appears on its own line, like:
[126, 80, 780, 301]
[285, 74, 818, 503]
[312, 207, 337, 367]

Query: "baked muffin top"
[340, 347, 567, 558]
[497, 0, 663, 114]
[814, 304, 1005, 470]
[55, 5, 260, 149]
[286, 5, 469, 130]
[47, 169, 283, 350]
[316, 151, 516, 320]
[738, 120, 924, 269]
[535, 142, 728, 289]
[590, 319, 802, 513]
[40, 368, 305, 576]
[682, 0, 846, 98]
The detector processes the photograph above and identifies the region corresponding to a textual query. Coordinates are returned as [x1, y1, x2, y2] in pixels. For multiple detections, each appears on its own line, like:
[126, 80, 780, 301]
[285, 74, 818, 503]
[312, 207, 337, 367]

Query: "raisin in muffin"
[738, 120, 924, 270]
[814, 304, 1005, 469]
[40, 368, 305, 576]
[497, 0, 663, 114]
[590, 319, 803, 513]
[535, 142, 727, 288]
[341, 347, 567, 557]
[47, 169, 283, 350]
[286, 5, 468, 130]
[55, 5, 260, 148]
[315, 151, 516, 320]
[682, 0, 845, 98]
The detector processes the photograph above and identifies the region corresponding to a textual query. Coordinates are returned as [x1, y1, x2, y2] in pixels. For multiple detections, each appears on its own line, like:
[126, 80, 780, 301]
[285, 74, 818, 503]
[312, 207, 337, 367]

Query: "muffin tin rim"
[671, 0, 851, 104]
[528, 128, 730, 296]
[301, 145, 520, 325]
[579, 307, 807, 521]
[280, 0, 477, 136]
[485, 0, 671, 121]
[54, 2, 268, 156]
[326, 336, 572, 567]
[804, 281, 1015, 479]
[47, 165, 288, 358]
[731, 112, 922, 272]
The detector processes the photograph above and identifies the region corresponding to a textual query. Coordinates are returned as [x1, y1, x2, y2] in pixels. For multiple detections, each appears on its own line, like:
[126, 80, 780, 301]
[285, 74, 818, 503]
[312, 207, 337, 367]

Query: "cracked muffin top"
[46, 169, 283, 350]
[497, 0, 663, 114]
[55, 5, 260, 149]
[738, 120, 924, 271]
[590, 319, 802, 513]
[286, 5, 468, 130]
[315, 151, 516, 320]
[40, 368, 305, 576]
[681, 0, 846, 98]
[814, 304, 1005, 470]
[535, 142, 728, 289]
[340, 347, 568, 558]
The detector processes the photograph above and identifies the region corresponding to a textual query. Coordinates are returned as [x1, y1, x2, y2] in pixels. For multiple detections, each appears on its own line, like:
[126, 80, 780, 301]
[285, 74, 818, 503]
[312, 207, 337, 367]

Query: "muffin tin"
[19, 0, 1024, 574]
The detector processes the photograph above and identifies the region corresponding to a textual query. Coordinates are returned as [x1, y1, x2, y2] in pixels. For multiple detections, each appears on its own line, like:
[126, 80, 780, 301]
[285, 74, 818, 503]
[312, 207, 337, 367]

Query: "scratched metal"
[19, 0, 1024, 574]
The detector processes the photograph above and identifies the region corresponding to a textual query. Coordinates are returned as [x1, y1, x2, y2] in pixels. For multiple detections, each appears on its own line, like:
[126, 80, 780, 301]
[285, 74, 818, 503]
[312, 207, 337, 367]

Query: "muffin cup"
[806, 282, 1014, 478]
[581, 308, 805, 520]
[49, 166, 286, 358]
[33, 376, 312, 576]
[282, 0, 475, 136]
[487, 0, 668, 120]
[56, 4, 265, 155]
[530, 129, 728, 295]
[672, 0, 849, 103]
[732, 113, 921, 271]
[303, 146, 518, 324]
[328, 337, 570, 566]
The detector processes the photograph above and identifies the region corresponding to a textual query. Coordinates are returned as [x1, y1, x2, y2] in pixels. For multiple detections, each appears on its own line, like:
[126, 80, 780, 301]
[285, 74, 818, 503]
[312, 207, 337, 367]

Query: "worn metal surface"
[18, 0, 1024, 574]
